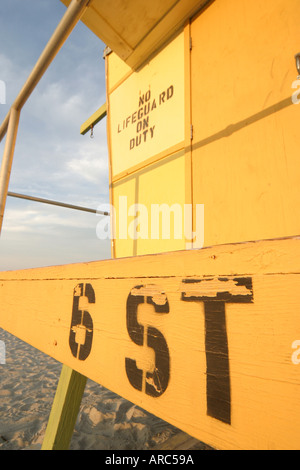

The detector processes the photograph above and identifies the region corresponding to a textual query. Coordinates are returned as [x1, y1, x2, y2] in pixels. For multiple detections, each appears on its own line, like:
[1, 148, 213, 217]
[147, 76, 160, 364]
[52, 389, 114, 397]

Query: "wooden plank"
[41, 365, 87, 450]
[190, 0, 300, 247]
[107, 31, 185, 178]
[80, 103, 107, 135]
[110, 152, 187, 257]
[60, 0, 209, 68]
[0, 237, 300, 449]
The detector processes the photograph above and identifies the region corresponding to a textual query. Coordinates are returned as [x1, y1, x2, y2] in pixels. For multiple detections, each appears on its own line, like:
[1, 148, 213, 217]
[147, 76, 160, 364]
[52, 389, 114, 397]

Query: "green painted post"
[41, 364, 87, 450]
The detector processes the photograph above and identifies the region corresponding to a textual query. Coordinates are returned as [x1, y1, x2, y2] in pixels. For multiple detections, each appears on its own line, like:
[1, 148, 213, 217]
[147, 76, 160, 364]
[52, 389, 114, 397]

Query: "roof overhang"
[60, 0, 211, 69]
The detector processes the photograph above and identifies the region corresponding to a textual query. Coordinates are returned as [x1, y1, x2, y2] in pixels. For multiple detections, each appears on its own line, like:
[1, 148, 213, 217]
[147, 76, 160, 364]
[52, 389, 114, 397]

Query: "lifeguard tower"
[0, 0, 300, 450]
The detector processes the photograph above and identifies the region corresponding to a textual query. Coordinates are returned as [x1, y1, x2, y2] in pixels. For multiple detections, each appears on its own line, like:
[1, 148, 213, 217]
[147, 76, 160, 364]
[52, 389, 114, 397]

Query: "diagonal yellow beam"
[0, 0, 92, 231]
[0, 1, 94, 449]
[0, 108, 20, 233]
[0, 0, 91, 143]
[80, 102, 107, 135]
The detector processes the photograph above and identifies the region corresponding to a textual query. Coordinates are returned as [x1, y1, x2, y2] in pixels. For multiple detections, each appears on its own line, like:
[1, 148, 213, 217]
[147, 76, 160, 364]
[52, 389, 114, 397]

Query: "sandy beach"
[0, 328, 212, 451]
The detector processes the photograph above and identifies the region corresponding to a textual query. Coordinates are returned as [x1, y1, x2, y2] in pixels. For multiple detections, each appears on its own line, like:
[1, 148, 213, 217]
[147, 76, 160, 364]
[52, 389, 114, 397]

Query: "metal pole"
[0, 0, 91, 142]
[0, 108, 20, 233]
[7, 191, 109, 216]
[0, 0, 91, 233]
[0, 0, 95, 452]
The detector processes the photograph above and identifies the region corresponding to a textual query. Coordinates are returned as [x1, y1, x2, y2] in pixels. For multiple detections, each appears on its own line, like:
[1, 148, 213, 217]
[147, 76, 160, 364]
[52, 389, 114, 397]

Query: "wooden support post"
[41, 365, 87, 450]
[80, 103, 107, 135]
[0, 0, 95, 452]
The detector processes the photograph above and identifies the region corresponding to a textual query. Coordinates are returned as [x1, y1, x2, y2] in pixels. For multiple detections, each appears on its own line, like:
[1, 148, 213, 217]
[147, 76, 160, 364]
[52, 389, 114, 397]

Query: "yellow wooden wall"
[106, 0, 300, 257]
[106, 30, 190, 258]
[190, 0, 300, 246]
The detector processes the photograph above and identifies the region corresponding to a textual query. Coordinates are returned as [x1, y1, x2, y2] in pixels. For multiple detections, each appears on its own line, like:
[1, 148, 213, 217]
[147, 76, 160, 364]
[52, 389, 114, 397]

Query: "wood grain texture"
[60, 0, 210, 68]
[190, 0, 300, 247]
[0, 237, 299, 449]
[80, 103, 107, 135]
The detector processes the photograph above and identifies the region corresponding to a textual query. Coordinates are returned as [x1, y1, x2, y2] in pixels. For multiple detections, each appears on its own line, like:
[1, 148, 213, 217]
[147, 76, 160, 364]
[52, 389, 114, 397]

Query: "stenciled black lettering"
[69, 283, 95, 361]
[150, 126, 155, 138]
[139, 95, 144, 106]
[181, 277, 253, 424]
[144, 103, 150, 115]
[132, 111, 137, 124]
[135, 134, 142, 147]
[138, 108, 143, 120]
[127, 85, 174, 149]
[159, 91, 166, 104]
[167, 85, 174, 100]
[125, 285, 170, 397]
[145, 89, 151, 102]
[151, 99, 157, 111]
[142, 129, 148, 142]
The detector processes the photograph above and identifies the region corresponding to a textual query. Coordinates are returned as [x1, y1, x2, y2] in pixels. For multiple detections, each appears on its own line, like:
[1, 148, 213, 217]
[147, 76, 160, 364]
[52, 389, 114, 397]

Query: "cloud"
[0, 53, 30, 104]
[0, 199, 111, 270]
[0, 9, 111, 271]
[65, 140, 108, 184]
[1, 41, 109, 199]
[3, 206, 94, 234]
[32, 82, 84, 126]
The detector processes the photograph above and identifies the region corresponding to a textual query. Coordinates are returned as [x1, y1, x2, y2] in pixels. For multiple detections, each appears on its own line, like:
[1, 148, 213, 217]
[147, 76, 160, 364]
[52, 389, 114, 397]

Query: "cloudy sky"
[0, 0, 111, 271]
